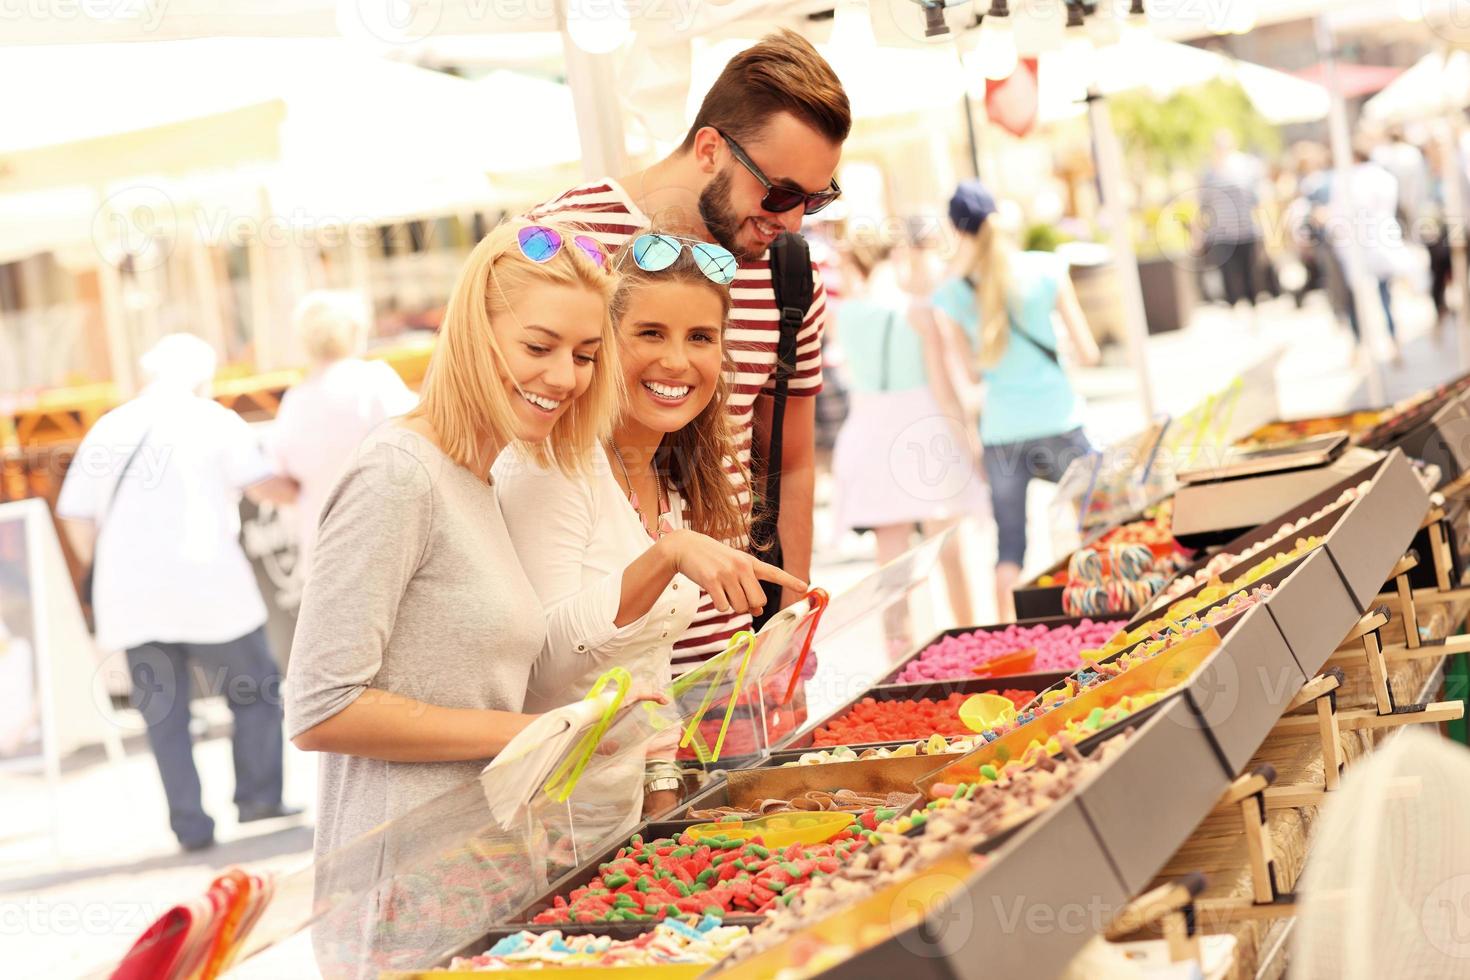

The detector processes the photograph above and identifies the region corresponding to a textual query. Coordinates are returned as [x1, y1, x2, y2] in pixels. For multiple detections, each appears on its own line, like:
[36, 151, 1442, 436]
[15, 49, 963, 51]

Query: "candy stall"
[110, 404, 1470, 979]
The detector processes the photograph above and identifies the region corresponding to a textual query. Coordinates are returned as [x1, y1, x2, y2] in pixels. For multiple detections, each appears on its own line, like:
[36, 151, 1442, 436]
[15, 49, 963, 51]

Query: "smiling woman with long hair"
[495, 228, 805, 821]
[285, 219, 630, 865]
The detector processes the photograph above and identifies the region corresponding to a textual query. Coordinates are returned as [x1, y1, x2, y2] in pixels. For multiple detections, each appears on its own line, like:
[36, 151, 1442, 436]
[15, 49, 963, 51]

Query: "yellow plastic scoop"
[959, 693, 1018, 733]
[685, 811, 853, 849]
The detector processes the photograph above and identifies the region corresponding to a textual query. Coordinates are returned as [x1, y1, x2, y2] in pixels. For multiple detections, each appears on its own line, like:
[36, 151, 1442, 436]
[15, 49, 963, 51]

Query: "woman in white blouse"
[270, 290, 417, 582]
[496, 230, 806, 817]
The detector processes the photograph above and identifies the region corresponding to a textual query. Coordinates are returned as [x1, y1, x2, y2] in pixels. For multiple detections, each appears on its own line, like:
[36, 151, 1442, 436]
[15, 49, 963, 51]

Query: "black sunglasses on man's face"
[716, 129, 842, 216]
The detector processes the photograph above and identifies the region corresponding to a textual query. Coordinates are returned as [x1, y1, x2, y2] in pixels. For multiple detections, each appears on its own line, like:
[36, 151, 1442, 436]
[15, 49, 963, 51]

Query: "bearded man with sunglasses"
[529, 29, 850, 674]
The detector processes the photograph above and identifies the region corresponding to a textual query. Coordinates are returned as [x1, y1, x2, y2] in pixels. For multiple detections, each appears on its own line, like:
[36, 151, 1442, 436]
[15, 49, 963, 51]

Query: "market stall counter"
[106, 408, 1465, 980]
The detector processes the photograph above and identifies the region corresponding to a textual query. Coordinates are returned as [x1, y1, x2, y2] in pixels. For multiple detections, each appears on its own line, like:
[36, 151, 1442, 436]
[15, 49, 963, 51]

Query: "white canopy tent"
[1038, 33, 1331, 126]
[0, 40, 625, 268]
[0, 39, 592, 386]
[0, 39, 509, 207]
[1363, 49, 1470, 123]
[0, 0, 830, 46]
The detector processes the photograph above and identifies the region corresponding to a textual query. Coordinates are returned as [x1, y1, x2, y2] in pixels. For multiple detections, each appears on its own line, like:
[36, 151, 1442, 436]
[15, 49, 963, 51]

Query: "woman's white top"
[493, 448, 700, 713]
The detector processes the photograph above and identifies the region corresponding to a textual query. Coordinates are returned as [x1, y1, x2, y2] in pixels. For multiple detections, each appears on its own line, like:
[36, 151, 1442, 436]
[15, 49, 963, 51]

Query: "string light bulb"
[923, 0, 950, 37]
[1228, 0, 1256, 34]
[567, 0, 631, 54]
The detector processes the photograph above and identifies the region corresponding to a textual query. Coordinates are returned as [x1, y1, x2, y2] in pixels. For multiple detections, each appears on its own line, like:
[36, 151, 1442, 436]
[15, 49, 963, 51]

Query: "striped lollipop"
[1068, 549, 1105, 585]
[1112, 543, 1156, 582]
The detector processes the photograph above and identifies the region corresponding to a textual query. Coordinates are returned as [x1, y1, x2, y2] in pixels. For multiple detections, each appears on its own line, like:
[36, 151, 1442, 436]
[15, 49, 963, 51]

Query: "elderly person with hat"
[269, 290, 417, 582]
[930, 180, 1101, 621]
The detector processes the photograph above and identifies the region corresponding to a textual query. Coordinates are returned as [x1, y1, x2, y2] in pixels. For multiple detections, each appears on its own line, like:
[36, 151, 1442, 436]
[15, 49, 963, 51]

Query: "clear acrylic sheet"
[230, 636, 807, 976]
[231, 690, 675, 978]
[239, 779, 548, 980]
[775, 524, 962, 747]
[1046, 418, 1172, 557]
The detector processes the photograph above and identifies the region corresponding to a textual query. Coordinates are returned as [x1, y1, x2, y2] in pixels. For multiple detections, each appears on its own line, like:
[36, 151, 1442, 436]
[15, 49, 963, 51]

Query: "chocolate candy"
[687, 790, 918, 821]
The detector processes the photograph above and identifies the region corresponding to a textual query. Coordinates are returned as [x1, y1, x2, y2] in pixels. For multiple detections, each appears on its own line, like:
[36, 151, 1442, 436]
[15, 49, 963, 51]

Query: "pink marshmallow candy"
[895, 619, 1127, 683]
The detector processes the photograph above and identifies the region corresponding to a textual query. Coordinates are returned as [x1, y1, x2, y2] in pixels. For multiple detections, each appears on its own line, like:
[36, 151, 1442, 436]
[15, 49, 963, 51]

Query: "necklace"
[610, 443, 674, 541]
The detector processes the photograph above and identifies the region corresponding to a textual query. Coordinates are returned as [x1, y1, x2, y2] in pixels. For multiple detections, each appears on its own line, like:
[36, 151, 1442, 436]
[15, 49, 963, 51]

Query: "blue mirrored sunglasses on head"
[619, 233, 737, 285]
[517, 224, 609, 269]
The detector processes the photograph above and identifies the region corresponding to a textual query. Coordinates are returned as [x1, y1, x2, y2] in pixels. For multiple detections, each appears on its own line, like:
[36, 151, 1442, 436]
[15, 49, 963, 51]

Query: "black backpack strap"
[750, 232, 812, 620]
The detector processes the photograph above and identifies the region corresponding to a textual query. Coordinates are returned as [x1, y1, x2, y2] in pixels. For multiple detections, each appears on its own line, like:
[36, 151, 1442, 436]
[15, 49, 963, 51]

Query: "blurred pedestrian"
[1422, 133, 1468, 330]
[57, 334, 300, 852]
[932, 182, 1100, 622]
[1197, 130, 1266, 311]
[1372, 124, 1430, 233]
[1331, 140, 1406, 363]
[270, 291, 417, 581]
[830, 233, 981, 634]
[1289, 142, 1358, 331]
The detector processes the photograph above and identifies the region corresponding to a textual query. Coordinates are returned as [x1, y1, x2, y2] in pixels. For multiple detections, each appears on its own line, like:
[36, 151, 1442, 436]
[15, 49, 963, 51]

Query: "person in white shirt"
[1330, 142, 1407, 362]
[1371, 125, 1430, 230]
[496, 230, 806, 818]
[57, 334, 300, 852]
[270, 291, 418, 581]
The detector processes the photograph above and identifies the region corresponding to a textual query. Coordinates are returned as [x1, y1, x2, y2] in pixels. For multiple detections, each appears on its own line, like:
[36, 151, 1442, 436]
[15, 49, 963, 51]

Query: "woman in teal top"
[830, 237, 983, 632]
[931, 181, 1100, 621]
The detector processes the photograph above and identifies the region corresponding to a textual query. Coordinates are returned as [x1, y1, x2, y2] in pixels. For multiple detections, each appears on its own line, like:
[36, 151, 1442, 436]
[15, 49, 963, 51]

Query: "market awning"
[1291, 62, 1405, 100]
[1364, 50, 1470, 123]
[1038, 34, 1331, 126]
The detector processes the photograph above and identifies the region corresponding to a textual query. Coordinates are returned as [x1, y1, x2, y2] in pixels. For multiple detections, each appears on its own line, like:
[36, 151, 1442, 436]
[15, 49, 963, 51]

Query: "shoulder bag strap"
[80, 429, 150, 605]
[98, 430, 152, 536]
[964, 274, 1061, 368]
[879, 310, 897, 392]
[1009, 321, 1062, 367]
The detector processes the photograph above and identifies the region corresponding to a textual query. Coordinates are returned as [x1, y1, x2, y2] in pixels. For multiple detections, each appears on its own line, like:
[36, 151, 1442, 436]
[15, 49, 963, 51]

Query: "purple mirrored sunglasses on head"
[517, 224, 609, 269]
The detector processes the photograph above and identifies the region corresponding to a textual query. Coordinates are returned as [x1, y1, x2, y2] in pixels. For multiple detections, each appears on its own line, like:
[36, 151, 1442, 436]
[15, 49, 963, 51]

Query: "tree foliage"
[1108, 77, 1279, 178]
